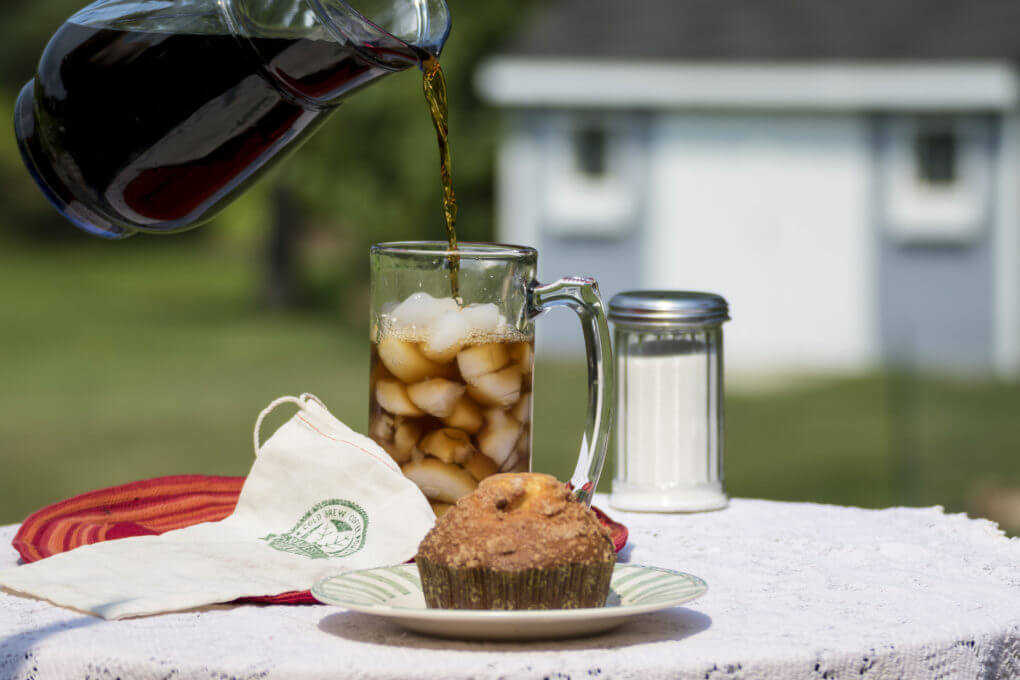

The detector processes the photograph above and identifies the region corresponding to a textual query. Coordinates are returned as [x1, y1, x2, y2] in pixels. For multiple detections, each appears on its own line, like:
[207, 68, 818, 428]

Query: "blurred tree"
[264, 183, 301, 309]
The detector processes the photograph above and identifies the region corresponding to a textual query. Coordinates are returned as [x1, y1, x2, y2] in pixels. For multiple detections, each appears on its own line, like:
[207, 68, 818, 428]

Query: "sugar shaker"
[608, 291, 730, 512]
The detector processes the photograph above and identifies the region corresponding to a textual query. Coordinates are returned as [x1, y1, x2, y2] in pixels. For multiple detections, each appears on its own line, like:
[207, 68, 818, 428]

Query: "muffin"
[416, 472, 616, 609]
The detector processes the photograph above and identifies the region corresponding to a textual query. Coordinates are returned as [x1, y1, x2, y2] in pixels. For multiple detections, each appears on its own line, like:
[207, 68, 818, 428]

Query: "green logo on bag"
[261, 499, 368, 560]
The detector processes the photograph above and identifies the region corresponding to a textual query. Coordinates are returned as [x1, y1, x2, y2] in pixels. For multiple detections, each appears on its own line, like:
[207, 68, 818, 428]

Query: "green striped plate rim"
[312, 564, 707, 615]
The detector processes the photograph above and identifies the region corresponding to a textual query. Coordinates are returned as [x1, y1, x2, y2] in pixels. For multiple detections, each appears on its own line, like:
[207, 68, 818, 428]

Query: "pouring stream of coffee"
[421, 55, 459, 298]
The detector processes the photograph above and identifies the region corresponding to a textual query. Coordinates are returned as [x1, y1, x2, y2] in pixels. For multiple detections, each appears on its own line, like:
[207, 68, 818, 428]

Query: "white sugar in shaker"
[608, 291, 730, 512]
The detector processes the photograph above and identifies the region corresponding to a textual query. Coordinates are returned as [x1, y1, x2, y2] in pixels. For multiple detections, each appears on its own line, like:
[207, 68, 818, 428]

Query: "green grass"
[0, 238, 368, 521]
[1, 240, 1018, 532]
[727, 373, 1020, 512]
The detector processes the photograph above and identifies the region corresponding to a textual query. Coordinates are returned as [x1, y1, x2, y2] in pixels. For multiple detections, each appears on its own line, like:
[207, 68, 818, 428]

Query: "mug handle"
[529, 276, 615, 506]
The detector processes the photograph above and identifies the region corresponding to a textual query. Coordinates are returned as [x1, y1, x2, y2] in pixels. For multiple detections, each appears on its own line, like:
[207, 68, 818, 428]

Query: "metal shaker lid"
[608, 291, 730, 328]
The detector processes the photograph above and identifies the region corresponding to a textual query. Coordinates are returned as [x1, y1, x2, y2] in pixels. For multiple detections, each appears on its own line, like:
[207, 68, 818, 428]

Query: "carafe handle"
[529, 276, 615, 506]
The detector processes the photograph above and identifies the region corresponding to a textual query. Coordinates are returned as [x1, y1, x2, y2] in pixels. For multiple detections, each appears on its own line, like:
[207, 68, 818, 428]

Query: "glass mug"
[368, 242, 614, 513]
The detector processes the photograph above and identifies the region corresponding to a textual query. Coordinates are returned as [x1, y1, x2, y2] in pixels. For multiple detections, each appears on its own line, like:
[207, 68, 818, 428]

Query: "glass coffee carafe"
[368, 242, 615, 512]
[15, 0, 450, 239]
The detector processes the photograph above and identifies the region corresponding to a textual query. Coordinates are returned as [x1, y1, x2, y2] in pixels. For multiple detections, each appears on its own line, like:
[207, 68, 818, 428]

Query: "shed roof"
[502, 0, 1020, 62]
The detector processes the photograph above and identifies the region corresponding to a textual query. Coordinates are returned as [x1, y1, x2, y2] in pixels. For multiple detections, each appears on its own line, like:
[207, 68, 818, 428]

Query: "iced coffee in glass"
[369, 242, 614, 516]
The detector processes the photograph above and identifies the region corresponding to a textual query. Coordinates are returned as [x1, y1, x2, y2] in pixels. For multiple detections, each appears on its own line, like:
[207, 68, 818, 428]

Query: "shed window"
[915, 129, 958, 185]
[574, 125, 608, 177]
[883, 116, 991, 245]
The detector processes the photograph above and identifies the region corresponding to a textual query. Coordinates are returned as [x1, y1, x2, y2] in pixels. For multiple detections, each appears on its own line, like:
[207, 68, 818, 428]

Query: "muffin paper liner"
[417, 556, 615, 610]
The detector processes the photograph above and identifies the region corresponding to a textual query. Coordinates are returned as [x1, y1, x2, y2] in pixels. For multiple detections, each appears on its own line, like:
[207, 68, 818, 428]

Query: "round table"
[1, 497, 1017, 679]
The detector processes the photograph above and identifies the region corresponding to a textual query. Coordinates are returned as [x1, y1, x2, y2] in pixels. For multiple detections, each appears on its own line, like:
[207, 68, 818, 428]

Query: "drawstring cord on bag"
[251, 392, 400, 473]
[253, 394, 324, 457]
[298, 392, 326, 409]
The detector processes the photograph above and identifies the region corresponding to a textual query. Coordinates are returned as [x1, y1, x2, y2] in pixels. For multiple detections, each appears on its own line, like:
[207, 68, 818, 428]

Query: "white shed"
[476, 0, 1020, 376]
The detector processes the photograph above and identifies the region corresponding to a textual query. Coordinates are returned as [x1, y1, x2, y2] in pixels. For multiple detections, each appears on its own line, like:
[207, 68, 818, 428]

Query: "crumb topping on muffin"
[416, 472, 616, 570]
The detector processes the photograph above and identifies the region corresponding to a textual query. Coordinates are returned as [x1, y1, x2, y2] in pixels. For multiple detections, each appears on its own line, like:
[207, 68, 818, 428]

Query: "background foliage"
[0, 0, 1016, 536]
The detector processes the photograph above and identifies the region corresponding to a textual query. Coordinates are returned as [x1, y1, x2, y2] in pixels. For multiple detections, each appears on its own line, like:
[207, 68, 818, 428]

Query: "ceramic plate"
[312, 563, 707, 640]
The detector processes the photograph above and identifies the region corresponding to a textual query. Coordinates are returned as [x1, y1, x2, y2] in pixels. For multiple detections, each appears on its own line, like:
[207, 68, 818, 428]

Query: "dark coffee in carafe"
[17, 26, 414, 238]
[15, 0, 451, 239]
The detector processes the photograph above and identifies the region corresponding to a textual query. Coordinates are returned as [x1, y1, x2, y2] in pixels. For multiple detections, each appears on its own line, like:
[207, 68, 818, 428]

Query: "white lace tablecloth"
[1, 497, 1018, 680]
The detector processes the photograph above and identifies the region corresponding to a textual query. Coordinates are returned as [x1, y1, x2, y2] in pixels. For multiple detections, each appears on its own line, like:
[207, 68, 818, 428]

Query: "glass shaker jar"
[608, 291, 730, 512]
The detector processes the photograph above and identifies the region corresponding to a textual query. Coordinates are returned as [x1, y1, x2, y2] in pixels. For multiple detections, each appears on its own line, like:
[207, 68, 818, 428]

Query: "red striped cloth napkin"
[12, 475, 629, 605]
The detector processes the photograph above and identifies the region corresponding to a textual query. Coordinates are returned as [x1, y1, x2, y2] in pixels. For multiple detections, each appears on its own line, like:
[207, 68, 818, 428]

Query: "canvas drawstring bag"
[0, 394, 435, 619]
